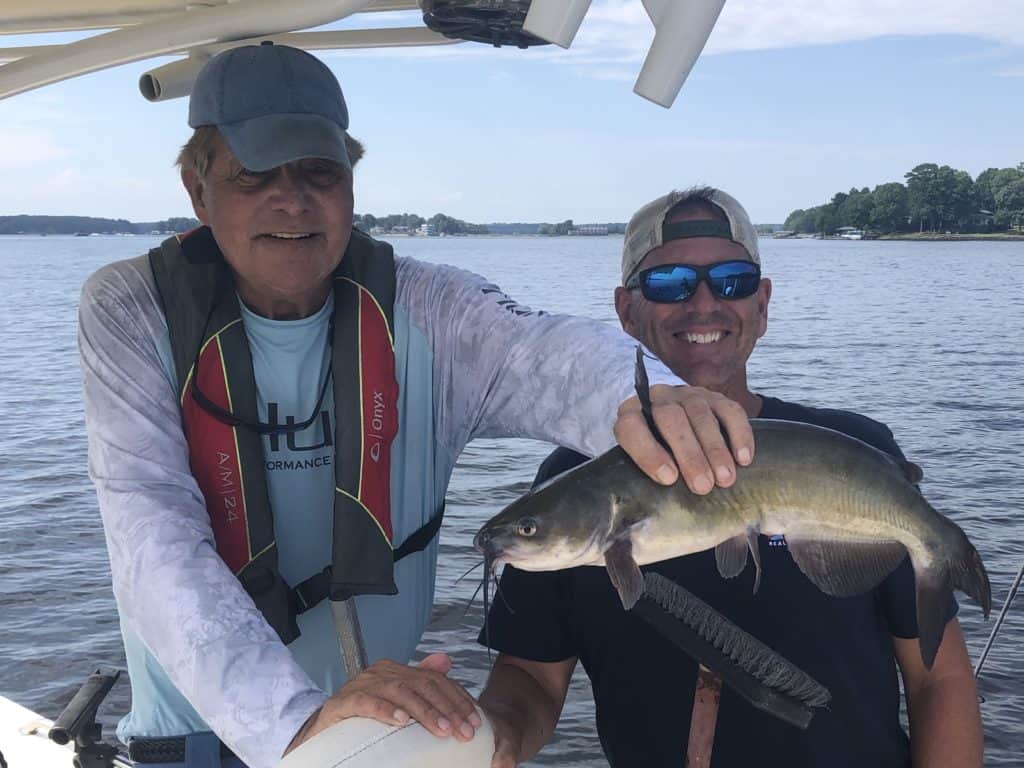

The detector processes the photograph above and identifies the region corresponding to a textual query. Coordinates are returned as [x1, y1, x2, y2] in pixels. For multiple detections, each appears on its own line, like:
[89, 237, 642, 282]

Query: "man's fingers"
[613, 405, 678, 485]
[416, 652, 453, 675]
[712, 396, 754, 465]
[652, 399, 718, 494]
[333, 689, 411, 726]
[680, 397, 739, 488]
[491, 737, 519, 768]
[614, 385, 754, 494]
[415, 653, 481, 728]
[315, 659, 486, 744]
[383, 672, 480, 741]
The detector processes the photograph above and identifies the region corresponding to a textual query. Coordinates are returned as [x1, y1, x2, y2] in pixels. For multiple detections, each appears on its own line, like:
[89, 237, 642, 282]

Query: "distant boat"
[772, 230, 797, 239]
[836, 227, 864, 240]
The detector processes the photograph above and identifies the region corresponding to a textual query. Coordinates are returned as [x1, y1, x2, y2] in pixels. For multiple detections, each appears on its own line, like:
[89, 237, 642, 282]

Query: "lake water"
[0, 234, 1021, 765]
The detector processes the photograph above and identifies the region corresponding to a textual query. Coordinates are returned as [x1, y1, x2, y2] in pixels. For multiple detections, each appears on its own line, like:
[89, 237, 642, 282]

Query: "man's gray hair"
[176, 127, 365, 178]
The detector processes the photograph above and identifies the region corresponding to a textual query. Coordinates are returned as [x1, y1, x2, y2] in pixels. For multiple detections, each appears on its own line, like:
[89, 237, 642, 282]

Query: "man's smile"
[681, 330, 728, 344]
[262, 232, 315, 240]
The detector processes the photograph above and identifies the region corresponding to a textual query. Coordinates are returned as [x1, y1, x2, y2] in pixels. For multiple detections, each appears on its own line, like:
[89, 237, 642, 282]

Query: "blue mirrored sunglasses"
[625, 260, 761, 303]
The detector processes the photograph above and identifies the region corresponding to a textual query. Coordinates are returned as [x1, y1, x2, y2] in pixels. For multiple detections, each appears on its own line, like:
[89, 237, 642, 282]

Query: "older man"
[478, 187, 983, 768]
[78, 46, 753, 768]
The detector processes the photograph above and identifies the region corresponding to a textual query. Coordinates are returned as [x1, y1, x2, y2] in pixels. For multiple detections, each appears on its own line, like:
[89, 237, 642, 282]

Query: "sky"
[0, 0, 1021, 225]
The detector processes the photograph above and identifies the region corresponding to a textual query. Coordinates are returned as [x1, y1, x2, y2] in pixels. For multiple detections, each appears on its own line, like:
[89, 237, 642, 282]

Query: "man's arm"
[81, 263, 480, 765]
[395, 258, 751, 494]
[80, 263, 327, 767]
[894, 620, 983, 768]
[479, 654, 577, 768]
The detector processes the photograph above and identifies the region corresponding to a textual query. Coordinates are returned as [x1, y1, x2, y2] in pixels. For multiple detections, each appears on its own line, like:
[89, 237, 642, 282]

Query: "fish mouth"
[473, 526, 504, 562]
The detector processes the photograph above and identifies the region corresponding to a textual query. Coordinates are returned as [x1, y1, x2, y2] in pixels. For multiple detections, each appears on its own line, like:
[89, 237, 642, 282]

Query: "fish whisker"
[455, 559, 485, 586]
[483, 551, 492, 664]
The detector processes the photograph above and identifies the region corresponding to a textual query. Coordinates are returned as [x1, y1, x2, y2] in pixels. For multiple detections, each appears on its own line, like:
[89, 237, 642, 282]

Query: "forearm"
[479, 661, 563, 763]
[896, 625, 983, 768]
[906, 677, 983, 768]
[396, 257, 681, 458]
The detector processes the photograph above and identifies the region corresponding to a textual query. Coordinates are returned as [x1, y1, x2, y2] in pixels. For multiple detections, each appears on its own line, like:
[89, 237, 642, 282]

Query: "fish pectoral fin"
[785, 537, 907, 597]
[715, 534, 750, 580]
[605, 538, 644, 610]
[746, 528, 763, 594]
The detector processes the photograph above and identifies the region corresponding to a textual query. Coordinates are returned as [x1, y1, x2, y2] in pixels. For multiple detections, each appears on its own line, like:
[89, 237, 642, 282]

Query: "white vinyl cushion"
[275, 708, 494, 768]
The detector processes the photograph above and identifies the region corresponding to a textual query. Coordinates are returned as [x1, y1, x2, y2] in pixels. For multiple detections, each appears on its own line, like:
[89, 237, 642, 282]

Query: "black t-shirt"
[480, 396, 957, 768]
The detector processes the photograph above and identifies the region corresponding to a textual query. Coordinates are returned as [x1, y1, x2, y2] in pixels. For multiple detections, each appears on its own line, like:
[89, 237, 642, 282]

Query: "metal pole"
[685, 665, 722, 768]
[974, 561, 1024, 681]
[330, 599, 369, 677]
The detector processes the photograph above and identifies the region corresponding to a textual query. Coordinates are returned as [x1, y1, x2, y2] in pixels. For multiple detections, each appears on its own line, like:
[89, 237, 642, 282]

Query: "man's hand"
[478, 654, 576, 768]
[284, 653, 483, 756]
[614, 384, 753, 494]
[485, 706, 522, 768]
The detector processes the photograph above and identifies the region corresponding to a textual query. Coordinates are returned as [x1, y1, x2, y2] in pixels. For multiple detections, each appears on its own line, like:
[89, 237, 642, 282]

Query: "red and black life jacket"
[148, 226, 440, 644]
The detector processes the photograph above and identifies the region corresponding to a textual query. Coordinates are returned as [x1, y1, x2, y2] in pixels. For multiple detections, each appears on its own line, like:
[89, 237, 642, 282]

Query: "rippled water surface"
[1, 235, 1022, 765]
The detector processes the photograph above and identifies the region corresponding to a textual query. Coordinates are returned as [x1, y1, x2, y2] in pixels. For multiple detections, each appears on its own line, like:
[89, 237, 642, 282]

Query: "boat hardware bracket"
[49, 668, 121, 768]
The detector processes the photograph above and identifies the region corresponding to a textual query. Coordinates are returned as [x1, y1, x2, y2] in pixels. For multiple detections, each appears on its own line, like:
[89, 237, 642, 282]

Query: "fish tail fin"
[915, 540, 992, 669]
[950, 541, 992, 618]
[914, 565, 951, 670]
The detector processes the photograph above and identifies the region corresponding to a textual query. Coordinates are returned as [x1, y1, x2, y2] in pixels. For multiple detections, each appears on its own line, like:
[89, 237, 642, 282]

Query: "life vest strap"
[289, 506, 445, 616]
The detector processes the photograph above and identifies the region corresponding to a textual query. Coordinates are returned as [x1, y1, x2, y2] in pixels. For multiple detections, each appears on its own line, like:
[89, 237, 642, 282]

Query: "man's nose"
[268, 166, 311, 214]
[687, 278, 719, 309]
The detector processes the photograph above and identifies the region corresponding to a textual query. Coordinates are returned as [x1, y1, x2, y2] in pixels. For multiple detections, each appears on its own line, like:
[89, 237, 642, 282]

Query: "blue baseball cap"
[188, 42, 350, 172]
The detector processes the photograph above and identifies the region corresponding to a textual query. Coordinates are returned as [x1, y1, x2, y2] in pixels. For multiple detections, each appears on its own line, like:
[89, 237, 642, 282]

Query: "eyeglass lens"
[643, 262, 759, 303]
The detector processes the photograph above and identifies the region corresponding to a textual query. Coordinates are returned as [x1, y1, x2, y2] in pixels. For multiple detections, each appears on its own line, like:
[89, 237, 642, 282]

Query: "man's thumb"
[415, 652, 452, 674]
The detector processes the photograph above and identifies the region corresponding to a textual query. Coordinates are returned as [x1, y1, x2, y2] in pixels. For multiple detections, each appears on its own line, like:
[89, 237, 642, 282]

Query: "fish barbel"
[474, 419, 992, 669]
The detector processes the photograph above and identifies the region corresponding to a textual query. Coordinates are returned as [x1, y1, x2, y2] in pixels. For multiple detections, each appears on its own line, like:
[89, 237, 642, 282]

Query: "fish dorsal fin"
[605, 538, 644, 610]
[634, 346, 672, 454]
[715, 529, 763, 592]
[900, 460, 924, 484]
[785, 537, 907, 597]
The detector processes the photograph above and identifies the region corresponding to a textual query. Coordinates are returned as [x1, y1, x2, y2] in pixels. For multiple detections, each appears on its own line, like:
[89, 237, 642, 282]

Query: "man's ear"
[614, 286, 641, 340]
[181, 168, 210, 225]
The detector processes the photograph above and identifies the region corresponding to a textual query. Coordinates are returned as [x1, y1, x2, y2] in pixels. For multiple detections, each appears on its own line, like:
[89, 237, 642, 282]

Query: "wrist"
[284, 706, 322, 756]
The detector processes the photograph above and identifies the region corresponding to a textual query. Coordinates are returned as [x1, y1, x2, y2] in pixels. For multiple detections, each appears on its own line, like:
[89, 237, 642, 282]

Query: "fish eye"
[516, 517, 539, 537]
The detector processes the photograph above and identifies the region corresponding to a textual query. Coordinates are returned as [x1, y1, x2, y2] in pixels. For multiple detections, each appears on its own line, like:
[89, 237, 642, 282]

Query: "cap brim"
[219, 113, 350, 172]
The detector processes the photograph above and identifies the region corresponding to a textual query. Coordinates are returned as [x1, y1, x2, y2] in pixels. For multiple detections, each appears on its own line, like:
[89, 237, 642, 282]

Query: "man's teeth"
[684, 331, 724, 344]
[268, 232, 311, 239]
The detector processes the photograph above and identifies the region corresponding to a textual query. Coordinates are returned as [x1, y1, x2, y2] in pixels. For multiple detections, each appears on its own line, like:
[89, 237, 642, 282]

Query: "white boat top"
[0, 0, 726, 107]
[0, 694, 77, 767]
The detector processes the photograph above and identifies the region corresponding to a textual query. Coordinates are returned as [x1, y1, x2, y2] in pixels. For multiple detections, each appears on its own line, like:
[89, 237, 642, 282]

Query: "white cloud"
[320, 1, 1024, 83]
[575, 0, 1024, 59]
[0, 126, 70, 169]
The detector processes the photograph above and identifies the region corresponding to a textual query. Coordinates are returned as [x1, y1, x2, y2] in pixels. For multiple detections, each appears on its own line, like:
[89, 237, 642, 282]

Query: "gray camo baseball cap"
[189, 42, 350, 172]
[621, 189, 760, 285]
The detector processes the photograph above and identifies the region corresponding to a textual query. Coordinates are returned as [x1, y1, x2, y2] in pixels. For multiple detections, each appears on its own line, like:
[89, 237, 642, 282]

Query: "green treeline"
[784, 163, 1024, 235]
[0, 215, 199, 235]
[354, 212, 489, 235]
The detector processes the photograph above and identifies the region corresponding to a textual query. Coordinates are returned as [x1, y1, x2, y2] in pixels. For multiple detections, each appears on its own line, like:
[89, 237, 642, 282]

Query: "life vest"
[149, 226, 441, 644]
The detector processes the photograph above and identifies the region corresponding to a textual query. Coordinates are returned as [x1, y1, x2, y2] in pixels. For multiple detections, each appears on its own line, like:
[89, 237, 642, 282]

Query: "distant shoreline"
[5, 232, 1024, 242]
[876, 233, 1024, 242]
